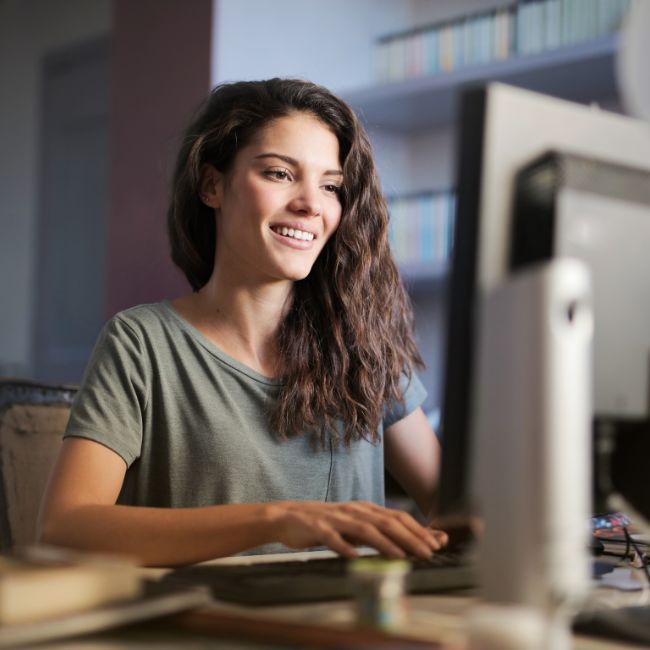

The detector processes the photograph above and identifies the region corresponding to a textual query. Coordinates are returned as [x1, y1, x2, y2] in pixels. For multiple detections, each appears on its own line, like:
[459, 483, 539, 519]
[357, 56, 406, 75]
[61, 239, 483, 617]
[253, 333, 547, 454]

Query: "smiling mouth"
[270, 225, 315, 242]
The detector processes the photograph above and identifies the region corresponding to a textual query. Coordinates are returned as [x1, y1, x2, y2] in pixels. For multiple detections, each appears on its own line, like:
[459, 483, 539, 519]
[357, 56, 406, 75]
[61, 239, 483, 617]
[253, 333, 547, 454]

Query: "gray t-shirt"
[65, 301, 427, 512]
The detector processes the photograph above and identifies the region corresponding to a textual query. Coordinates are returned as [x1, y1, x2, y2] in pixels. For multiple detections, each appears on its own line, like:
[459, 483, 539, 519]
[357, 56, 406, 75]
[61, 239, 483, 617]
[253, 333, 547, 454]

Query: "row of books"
[516, 0, 630, 55]
[376, 0, 630, 83]
[387, 191, 455, 271]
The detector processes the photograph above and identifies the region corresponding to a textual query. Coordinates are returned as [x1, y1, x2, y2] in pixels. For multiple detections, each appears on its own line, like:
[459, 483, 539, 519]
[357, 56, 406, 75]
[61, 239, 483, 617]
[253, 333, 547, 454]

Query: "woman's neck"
[172, 271, 292, 378]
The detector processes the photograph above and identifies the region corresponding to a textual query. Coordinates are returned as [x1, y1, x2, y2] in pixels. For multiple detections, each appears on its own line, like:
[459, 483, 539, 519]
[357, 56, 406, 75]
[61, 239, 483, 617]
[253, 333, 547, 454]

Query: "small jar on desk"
[348, 558, 411, 631]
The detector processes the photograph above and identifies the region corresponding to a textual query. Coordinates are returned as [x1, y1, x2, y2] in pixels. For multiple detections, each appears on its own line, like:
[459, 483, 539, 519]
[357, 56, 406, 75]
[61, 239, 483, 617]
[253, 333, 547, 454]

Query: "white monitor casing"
[470, 259, 593, 650]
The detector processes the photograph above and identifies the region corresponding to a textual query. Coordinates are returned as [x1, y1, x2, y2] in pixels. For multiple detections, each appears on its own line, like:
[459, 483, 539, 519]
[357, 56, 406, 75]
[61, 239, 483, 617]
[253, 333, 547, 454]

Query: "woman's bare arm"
[384, 407, 441, 519]
[38, 438, 279, 565]
[39, 438, 444, 566]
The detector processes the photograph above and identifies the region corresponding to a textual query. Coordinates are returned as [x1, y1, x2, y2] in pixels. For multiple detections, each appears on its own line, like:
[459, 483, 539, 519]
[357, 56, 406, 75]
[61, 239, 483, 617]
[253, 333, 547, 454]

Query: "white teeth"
[274, 226, 314, 242]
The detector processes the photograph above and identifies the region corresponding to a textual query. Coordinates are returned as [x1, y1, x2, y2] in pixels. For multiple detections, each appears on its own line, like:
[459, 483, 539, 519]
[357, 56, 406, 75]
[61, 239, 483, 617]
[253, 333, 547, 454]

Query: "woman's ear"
[199, 164, 222, 209]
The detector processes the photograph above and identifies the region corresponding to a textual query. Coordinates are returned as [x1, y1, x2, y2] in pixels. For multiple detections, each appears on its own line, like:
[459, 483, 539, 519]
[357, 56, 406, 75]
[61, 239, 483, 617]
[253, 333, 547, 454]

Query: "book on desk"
[0, 546, 210, 648]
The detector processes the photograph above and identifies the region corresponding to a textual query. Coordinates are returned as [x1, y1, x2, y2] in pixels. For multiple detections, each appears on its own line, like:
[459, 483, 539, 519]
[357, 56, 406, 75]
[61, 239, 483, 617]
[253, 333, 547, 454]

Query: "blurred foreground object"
[0, 546, 141, 626]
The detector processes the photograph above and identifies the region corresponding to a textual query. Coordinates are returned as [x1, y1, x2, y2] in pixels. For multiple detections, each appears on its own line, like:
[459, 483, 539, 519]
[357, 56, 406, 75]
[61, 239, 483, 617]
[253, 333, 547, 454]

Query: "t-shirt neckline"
[160, 299, 281, 387]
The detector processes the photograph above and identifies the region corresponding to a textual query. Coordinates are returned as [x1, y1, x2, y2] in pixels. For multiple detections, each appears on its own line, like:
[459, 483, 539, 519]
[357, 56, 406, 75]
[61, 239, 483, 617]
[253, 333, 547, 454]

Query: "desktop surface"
[25, 584, 650, 650]
[153, 550, 650, 648]
[11, 550, 650, 649]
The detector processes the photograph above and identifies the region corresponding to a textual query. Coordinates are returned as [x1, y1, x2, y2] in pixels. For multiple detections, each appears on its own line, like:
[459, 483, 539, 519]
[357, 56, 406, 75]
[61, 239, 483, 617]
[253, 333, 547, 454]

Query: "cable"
[623, 526, 650, 585]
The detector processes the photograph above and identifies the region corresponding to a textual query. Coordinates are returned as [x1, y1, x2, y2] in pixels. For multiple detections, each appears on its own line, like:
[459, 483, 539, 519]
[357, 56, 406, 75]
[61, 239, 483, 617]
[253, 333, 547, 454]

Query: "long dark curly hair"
[168, 78, 423, 446]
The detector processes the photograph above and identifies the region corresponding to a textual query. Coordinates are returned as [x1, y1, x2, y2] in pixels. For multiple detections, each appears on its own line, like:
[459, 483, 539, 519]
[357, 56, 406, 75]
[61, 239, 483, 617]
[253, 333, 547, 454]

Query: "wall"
[212, 0, 411, 92]
[0, 0, 111, 377]
[0, 0, 214, 380]
[107, 0, 212, 317]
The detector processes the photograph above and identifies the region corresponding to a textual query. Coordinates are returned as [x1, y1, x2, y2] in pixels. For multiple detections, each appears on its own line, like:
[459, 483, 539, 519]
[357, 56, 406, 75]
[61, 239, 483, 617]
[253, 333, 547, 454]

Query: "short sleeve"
[382, 371, 428, 429]
[64, 315, 149, 466]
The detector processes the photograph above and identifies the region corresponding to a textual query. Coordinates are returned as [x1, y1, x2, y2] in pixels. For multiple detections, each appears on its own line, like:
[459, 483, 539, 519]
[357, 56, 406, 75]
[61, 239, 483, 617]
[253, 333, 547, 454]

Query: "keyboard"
[161, 550, 476, 605]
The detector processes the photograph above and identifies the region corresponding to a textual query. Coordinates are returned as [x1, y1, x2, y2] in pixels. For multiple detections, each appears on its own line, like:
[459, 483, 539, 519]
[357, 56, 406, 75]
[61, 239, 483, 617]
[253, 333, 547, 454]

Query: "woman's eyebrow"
[254, 152, 343, 176]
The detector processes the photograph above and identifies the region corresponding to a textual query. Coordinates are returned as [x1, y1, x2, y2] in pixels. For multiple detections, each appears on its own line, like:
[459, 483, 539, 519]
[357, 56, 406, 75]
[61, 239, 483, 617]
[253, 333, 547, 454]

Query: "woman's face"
[205, 112, 343, 285]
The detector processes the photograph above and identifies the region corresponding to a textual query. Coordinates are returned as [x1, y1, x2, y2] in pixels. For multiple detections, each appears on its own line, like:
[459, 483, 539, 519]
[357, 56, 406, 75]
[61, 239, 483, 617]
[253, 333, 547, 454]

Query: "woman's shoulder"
[103, 301, 177, 342]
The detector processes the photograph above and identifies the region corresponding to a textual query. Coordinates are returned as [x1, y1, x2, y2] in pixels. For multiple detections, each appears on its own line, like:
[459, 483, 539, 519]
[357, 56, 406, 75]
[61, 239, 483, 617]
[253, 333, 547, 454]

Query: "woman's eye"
[265, 169, 291, 181]
[324, 184, 342, 196]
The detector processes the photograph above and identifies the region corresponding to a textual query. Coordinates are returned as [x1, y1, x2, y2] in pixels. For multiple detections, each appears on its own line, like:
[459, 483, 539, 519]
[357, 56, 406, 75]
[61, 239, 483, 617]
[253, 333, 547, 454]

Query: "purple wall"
[107, 0, 212, 317]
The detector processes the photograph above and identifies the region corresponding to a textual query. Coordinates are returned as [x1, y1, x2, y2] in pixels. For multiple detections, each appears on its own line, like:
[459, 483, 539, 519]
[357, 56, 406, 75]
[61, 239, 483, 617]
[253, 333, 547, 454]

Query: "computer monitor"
[436, 82, 650, 520]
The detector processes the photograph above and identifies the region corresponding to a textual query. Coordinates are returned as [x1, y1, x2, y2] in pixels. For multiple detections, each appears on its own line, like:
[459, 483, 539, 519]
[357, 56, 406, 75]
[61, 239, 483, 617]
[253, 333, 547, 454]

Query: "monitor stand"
[468, 259, 593, 650]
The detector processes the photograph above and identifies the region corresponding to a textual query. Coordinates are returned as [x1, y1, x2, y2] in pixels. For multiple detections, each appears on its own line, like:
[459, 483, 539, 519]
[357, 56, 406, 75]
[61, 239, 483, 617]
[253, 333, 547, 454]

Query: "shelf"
[398, 260, 450, 286]
[344, 35, 618, 132]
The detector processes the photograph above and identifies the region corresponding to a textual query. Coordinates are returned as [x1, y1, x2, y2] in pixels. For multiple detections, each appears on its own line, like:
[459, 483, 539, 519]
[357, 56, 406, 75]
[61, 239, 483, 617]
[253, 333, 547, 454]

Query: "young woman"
[39, 78, 446, 566]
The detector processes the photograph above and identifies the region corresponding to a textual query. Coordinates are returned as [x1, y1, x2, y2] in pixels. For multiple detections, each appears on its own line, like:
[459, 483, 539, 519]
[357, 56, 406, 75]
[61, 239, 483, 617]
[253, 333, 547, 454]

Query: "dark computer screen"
[435, 86, 486, 518]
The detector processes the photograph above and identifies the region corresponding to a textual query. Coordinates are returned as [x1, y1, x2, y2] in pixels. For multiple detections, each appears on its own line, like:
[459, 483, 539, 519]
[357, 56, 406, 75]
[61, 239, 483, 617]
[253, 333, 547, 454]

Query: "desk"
[18, 552, 650, 650]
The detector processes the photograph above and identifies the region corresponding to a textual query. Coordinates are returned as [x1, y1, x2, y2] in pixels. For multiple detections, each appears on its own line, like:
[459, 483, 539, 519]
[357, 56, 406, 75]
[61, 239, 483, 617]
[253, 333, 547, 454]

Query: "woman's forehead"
[241, 113, 341, 167]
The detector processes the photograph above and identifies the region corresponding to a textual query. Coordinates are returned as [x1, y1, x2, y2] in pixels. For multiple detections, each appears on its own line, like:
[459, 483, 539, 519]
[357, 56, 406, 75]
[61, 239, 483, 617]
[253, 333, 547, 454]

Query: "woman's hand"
[267, 500, 448, 559]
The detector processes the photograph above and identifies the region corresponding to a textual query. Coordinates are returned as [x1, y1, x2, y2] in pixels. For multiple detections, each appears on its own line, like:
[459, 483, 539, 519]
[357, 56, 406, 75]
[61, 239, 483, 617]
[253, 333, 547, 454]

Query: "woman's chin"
[276, 263, 315, 283]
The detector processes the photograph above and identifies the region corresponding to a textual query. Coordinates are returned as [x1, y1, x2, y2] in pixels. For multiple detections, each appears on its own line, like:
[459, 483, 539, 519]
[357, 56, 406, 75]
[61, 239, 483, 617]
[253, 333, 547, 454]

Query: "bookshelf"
[345, 2, 627, 284]
[351, 35, 619, 282]
[344, 34, 618, 131]
[387, 190, 455, 282]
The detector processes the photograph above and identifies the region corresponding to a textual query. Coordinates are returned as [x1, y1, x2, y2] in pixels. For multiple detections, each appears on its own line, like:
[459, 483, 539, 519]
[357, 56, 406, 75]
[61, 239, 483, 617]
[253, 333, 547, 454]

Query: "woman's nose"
[288, 183, 322, 217]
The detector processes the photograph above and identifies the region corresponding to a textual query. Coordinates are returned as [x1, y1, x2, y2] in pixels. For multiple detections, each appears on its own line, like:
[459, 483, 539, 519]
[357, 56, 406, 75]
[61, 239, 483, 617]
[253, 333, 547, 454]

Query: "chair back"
[0, 380, 77, 551]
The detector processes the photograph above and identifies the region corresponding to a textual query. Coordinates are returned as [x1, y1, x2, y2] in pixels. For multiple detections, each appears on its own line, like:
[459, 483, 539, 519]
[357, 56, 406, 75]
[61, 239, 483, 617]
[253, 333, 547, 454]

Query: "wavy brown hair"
[168, 78, 423, 446]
